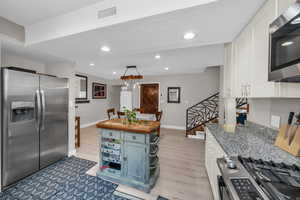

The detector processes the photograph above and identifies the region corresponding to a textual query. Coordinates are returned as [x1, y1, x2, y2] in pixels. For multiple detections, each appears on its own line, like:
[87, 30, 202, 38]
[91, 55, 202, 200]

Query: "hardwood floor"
[76, 126, 213, 200]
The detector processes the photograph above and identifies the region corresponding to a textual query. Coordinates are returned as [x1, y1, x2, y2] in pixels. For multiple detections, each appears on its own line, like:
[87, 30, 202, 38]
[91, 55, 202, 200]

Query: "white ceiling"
[0, 0, 102, 26]
[0, 0, 266, 79]
[76, 44, 224, 79]
[27, 0, 265, 78]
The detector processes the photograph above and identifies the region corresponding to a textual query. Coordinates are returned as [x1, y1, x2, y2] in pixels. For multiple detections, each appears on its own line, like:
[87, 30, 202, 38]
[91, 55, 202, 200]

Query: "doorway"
[140, 83, 159, 114]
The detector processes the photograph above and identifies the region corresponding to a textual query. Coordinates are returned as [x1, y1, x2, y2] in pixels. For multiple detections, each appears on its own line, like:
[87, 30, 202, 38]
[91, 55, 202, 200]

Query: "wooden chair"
[117, 111, 126, 119]
[107, 108, 116, 120]
[75, 116, 80, 148]
[133, 108, 142, 112]
[155, 111, 163, 137]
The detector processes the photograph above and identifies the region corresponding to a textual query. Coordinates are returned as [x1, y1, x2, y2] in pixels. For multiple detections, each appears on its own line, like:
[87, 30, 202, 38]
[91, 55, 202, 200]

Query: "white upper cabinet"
[249, 0, 277, 97]
[223, 0, 300, 98]
[234, 26, 252, 98]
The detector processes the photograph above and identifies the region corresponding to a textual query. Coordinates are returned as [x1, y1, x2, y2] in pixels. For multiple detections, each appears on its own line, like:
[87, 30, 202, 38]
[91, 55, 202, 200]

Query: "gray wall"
[75, 73, 110, 126]
[248, 98, 300, 129]
[124, 68, 220, 128]
[0, 16, 24, 42]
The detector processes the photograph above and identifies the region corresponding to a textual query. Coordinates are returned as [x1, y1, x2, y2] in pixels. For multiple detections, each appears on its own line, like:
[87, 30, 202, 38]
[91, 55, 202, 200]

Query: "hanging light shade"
[120, 66, 143, 90]
[120, 66, 143, 80]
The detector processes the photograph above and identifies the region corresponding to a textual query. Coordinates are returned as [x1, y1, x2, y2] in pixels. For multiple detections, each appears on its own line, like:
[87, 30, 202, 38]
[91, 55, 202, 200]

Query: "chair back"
[133, 108, 143, 113]
[155, 111, 163, 122]
[107, 108, 115, 120]
[117, 111, 126, 119]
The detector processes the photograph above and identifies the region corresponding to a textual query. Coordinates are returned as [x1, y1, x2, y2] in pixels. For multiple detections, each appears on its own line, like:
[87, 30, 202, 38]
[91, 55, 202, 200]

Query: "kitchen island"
[96, 119, 160, 192]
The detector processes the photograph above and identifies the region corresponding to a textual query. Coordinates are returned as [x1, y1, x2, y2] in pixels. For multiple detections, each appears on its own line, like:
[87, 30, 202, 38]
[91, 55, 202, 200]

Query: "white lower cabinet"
[205, 128, 226, 200]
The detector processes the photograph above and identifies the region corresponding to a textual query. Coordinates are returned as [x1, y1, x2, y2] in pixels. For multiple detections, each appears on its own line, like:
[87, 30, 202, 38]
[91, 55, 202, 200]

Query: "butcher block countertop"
[96, 118, 160, 134]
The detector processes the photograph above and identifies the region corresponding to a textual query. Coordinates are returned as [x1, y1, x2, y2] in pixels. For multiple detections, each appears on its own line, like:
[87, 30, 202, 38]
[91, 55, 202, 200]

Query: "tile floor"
[0, 157, 127, 200]
[76, 126, 213, 200]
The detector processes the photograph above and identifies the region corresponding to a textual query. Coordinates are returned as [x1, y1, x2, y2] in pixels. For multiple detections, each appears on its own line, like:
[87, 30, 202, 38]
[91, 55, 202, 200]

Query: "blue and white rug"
[0, 156, 128, 200]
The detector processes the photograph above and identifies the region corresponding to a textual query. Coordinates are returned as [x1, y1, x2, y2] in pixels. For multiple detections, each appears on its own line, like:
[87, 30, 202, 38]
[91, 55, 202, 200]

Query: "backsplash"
[248, 98, 300, 129]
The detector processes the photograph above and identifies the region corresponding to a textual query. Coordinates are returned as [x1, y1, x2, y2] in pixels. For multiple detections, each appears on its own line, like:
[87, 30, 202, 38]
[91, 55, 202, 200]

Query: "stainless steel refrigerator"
[1, 68, 69, 188]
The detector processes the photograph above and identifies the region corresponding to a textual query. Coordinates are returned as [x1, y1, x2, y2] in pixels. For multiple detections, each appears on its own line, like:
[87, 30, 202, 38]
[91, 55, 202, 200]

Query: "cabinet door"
[277, 0, 296, 16]
[224, 43, 236, 98]
[234, 28, 252, 97]
[205, 128, 226, 200]
[250, 0, 276, 97]
[124, 142, 146, 182]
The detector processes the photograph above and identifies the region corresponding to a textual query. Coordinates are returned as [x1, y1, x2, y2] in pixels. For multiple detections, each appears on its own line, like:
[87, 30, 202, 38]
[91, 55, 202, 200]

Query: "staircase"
[186, 92, 219, 136]
[186, 93, 248, 137]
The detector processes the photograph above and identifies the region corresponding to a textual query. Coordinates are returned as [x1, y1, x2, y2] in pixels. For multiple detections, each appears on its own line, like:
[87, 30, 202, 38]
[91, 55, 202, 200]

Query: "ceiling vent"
[97, 7, 117, 19]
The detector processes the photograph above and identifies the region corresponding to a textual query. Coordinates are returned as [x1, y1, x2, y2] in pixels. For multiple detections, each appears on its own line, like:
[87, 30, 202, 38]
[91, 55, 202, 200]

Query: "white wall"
[112, 67, 220, 129]
[109, 85, 121, 110]
[75, 73, 110, 126]
[1, 50, 46, 73]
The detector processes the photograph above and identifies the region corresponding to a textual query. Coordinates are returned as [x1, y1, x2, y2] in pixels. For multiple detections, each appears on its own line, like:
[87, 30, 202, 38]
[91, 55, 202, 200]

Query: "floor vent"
[97, 7, 117, 19]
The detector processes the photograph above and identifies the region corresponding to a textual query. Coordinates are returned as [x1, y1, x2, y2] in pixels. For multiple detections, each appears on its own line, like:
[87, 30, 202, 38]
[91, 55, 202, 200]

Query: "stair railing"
[186, 92, 219, 135]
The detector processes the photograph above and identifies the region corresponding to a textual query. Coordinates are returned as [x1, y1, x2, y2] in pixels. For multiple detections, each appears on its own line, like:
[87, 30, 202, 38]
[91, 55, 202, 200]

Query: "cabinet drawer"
[124, 132, 146, 143]
[102, 129, 121, 139]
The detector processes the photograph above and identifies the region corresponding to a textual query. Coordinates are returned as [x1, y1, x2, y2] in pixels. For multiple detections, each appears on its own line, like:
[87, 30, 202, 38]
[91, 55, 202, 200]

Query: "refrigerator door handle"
[41, 89, 46, 130]
[35, 90, 41, 131]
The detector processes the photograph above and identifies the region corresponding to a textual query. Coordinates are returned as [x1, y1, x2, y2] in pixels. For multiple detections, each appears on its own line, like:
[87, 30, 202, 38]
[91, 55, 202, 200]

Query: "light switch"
[271, 115, 280, 129]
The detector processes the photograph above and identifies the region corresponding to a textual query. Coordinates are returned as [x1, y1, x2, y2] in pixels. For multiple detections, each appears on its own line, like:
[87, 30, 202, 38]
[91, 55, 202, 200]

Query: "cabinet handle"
[246, 84, 250, 97]
[123, 157, 127, 161]
[241, 85, 245, 97]
[132, 136, 136, 140]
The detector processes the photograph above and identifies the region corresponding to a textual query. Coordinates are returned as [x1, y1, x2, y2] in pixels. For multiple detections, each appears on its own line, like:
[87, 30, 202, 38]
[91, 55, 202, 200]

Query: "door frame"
[138, 82, 160, 112]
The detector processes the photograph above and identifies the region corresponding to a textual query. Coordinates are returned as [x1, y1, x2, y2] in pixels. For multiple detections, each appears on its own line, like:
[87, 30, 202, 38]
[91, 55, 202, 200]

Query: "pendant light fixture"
[120, 66, 143, 90]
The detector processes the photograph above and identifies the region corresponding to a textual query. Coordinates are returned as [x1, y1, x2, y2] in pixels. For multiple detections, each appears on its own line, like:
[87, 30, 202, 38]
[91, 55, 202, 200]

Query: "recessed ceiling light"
[184, 32, 196, 40]
[155, 54, 161, 59]
[113, 71, 117, 75]
[281, 41, 294, 47]
[89, 63, 95, 66]
[164, 67, 169, 71]
[101, 45, 111, 52]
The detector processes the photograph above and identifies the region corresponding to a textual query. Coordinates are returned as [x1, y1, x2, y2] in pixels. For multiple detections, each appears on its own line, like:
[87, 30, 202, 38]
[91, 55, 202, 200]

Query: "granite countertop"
[207, 122, 300, 166]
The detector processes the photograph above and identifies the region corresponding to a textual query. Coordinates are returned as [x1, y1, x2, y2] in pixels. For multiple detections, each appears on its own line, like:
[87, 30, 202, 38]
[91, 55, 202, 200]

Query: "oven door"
[218, 176, 232, 200]
[269, 1, 300, 82]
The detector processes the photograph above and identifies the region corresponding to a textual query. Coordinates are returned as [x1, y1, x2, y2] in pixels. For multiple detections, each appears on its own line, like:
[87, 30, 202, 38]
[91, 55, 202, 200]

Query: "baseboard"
[68, 149, 77, 157]
[161, 125, 186, 130]
[81, 119, 107, 128]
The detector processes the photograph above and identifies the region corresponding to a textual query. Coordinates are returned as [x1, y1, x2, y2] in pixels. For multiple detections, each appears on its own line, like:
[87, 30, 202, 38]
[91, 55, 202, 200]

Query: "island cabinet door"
[123, 142, 146, 182]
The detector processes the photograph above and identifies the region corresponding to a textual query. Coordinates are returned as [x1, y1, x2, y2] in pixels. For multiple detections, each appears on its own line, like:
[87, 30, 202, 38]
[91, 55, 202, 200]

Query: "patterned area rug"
[0, 156, 128, 200]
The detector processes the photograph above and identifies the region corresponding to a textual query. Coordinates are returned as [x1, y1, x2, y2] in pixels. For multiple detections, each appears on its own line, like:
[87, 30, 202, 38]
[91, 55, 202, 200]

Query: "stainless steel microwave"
[269, 0, 300, 82]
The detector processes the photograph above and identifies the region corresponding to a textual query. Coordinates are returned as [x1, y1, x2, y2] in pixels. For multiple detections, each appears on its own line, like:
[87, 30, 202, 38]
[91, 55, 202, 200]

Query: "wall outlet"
[271, 115, 281, 129]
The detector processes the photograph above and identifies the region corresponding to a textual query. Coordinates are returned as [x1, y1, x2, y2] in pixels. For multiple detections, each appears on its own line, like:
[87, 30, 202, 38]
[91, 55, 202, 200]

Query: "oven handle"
[218, 175, 232, 200]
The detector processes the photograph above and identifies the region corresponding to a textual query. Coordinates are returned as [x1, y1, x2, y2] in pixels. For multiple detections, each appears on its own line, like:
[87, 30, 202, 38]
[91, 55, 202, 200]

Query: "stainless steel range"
[217, 156, 300, 200]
